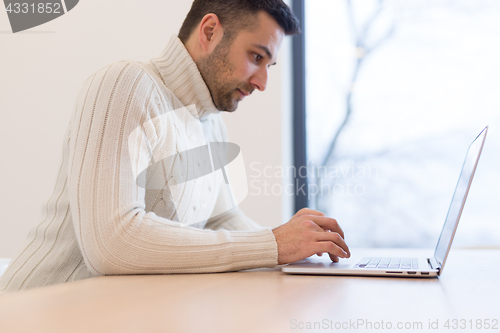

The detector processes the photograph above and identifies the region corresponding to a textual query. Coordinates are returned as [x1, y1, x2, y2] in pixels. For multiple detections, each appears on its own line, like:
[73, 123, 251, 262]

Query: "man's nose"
[250, 66, 268, 92]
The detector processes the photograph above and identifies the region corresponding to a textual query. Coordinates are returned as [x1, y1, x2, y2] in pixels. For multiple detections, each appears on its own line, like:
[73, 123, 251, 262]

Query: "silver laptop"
[283, 126, 488, 278]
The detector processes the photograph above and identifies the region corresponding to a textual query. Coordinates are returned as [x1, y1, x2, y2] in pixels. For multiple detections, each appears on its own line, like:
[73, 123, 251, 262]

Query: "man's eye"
[254, 53, 263, 62]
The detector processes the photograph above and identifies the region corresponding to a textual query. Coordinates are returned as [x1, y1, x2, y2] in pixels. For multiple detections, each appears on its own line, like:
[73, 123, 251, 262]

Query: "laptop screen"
[433, 127, 487, 267]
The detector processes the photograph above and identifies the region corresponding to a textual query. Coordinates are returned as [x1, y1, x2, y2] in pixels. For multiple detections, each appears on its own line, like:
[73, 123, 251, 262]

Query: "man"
[0, 0, 349, 293]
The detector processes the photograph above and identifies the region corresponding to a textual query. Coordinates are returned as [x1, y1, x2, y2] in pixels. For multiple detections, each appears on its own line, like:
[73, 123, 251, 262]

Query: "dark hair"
[178, 0, 301, 43]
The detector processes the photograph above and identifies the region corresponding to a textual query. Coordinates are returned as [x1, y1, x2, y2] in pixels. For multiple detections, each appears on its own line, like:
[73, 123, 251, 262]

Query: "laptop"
[282, 126, 488, 278]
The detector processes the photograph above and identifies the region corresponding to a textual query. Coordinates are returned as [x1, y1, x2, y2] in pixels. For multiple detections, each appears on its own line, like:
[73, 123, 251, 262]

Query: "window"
[302, 0, 500, 248]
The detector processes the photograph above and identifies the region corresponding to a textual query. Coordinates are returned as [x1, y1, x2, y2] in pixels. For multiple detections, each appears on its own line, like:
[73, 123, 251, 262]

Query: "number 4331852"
[6, 3, 62, 14]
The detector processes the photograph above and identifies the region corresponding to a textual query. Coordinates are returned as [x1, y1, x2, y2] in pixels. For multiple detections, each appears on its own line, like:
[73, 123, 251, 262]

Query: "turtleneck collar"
[150, 35, 221, 121]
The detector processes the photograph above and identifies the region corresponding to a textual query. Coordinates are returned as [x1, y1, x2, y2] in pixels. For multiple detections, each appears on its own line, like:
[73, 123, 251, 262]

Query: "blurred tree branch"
[314, 0, 396, 209]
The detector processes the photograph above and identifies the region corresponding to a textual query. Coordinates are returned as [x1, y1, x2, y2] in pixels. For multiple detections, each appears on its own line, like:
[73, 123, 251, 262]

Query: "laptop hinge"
[428, 257, 440, 272]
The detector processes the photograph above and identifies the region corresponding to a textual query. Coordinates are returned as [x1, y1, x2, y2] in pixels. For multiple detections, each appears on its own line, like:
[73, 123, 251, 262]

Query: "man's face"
[197, 12, 285, 112]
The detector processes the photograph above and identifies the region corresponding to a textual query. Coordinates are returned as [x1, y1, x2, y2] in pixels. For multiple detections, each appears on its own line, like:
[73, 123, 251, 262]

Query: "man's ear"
[197, 13, 224, 55]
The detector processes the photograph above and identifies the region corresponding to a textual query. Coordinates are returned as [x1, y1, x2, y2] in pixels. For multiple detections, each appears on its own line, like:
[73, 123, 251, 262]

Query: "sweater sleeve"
[67, 61, 278, 276]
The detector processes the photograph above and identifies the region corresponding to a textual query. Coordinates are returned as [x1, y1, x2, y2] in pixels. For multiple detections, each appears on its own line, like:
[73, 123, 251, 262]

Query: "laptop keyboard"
[354, 257, 419, 270]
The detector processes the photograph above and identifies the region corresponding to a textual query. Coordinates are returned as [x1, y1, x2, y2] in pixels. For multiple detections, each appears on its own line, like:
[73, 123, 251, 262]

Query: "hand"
[272, 208, 350, 265]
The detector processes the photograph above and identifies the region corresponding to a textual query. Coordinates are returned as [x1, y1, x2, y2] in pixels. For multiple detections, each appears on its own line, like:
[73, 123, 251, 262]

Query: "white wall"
[0, 0, 294, 258]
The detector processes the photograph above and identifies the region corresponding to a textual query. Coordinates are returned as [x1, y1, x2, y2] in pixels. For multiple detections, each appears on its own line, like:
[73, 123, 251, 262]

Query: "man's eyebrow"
[253, 44, 276, 65]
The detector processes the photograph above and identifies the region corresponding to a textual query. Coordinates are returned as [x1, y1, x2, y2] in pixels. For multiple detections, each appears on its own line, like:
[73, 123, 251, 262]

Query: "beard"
[196, 38, 252, 112]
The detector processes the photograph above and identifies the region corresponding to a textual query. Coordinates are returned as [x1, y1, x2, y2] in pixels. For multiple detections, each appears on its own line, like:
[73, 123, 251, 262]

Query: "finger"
[293, 208, 326, 219]
[317, 241, 348, 259]
[305, 219, 348, 256]
[317, 252, 323, 257]
[315, 232, 350, 257]
[329, 254, 339, 262]
[306, 220, 328, 233]
[308, 216, 344, 239]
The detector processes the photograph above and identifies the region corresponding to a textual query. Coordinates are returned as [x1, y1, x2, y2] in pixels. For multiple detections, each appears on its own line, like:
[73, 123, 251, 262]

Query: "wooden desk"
[0, 249, 498, 333]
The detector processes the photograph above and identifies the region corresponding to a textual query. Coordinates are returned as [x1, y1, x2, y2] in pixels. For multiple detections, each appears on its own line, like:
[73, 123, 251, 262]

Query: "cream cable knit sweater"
[0, 35, 278, 293]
